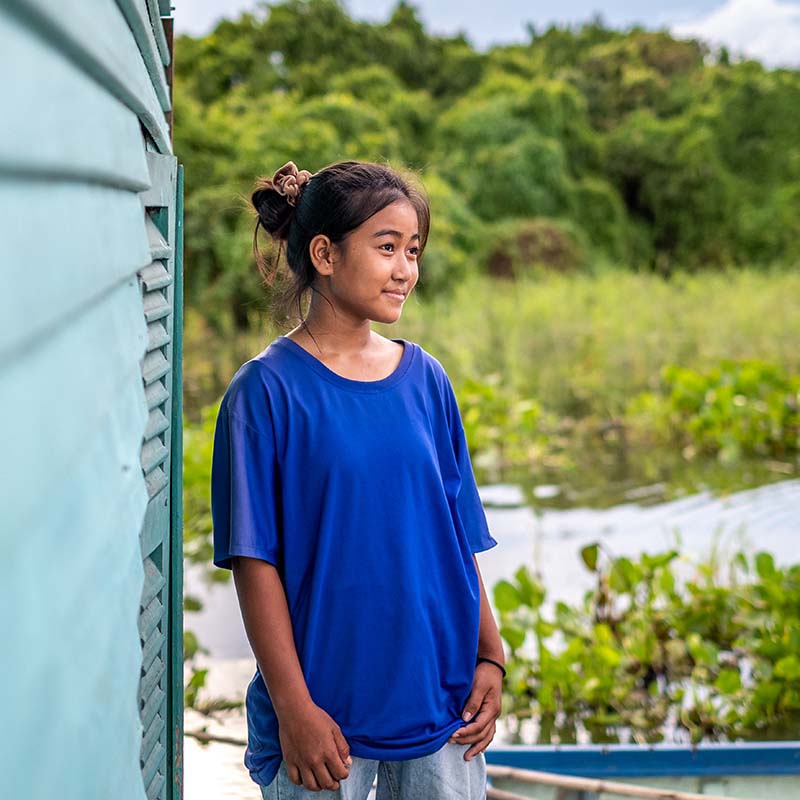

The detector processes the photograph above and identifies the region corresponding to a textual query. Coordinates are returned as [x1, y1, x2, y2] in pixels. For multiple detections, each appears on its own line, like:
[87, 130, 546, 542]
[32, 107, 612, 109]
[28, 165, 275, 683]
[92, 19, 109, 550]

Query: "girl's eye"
[380, 243, 419, 256]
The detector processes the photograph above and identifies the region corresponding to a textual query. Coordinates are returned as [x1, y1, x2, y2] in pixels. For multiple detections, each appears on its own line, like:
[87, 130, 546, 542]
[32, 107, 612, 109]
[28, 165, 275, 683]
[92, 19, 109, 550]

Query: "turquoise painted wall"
[0, 2, 180, 798]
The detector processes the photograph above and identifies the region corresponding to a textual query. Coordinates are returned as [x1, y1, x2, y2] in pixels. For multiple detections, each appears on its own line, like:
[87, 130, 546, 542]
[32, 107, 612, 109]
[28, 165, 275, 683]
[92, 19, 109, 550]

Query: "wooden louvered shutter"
[137, 151, 183, 800]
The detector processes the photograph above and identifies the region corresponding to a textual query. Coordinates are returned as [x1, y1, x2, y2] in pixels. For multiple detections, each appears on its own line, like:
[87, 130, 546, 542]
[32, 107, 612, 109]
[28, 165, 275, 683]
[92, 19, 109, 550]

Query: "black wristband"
[476, 656, 506, 678]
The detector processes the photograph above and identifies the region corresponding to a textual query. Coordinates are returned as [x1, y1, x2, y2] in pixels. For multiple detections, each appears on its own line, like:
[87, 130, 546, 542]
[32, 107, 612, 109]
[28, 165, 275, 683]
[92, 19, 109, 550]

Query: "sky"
[172, 0, 800, 68]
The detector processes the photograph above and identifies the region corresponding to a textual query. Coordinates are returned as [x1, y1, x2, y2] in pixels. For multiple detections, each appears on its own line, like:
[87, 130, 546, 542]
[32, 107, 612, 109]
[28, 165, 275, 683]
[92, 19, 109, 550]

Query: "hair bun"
[251, 161, 314, 241]
[271, 161, 313, 207]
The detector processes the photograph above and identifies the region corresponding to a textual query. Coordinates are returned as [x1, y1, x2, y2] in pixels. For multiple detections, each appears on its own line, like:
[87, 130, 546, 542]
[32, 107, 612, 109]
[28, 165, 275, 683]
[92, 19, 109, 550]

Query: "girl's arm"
[473, 553, 505, 664]
[449, 555, 504, 760]
[231, 555, 353, 792]
[231, 555, 313, 715]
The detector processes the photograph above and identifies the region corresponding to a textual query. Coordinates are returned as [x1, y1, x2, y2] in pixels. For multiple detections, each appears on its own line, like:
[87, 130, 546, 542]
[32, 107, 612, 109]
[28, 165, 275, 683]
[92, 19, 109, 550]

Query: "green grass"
[374, 264, 800, 420]
[184, 263, 800, 438]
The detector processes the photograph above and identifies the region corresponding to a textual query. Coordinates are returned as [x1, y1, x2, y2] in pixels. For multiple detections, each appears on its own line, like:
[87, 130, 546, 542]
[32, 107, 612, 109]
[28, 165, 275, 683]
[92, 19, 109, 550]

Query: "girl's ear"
[308, 234, 336, 275]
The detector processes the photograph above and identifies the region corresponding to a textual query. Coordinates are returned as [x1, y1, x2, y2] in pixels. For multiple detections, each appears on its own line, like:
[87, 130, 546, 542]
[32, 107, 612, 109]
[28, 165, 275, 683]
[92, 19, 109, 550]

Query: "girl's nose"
[396, 253, 416, 276]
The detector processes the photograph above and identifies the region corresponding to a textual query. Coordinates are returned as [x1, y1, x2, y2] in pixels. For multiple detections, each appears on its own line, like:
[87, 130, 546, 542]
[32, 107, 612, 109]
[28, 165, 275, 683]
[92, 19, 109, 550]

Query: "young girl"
[210, 160, 505, 799]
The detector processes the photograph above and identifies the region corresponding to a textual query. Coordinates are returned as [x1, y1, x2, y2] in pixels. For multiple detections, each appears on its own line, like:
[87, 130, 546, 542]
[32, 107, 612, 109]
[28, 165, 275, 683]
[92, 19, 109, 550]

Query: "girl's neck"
[286, 319, 376, 357]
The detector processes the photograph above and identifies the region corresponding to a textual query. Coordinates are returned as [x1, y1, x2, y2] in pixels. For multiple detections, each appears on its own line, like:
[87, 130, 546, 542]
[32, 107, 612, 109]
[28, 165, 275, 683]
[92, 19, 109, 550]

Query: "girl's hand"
[448, 661, 503, 760]
[276, 697, 353, 792]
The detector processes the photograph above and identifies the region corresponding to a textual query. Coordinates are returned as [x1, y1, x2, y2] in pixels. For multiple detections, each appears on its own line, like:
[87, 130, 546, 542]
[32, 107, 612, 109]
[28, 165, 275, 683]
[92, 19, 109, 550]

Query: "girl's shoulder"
[410, 340, 457, 392]
[220, 341, 287, 430]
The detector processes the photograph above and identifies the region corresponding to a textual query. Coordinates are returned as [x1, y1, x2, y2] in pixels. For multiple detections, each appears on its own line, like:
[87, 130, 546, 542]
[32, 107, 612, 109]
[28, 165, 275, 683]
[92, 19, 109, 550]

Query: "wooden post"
[486, 765, 741, 800]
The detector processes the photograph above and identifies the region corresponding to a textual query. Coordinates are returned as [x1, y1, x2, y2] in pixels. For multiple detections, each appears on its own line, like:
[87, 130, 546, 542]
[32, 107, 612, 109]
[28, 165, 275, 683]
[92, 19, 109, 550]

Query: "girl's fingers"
[331, 728, 352, 771]
[450, 700, 501, 742]
[313, 761, 341, 792]
[450, 705, 491, 740]
[299, 766, 320, 791]
[449, 717, 494, 744]
[286, 763, 302, 786]
[464, 727, 495, 761]
[464, 738, 489, 761]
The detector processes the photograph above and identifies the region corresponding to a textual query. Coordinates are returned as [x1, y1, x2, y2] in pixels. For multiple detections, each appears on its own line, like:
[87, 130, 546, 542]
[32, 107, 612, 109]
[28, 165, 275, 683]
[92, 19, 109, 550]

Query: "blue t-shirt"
[210, 335, 498, 787]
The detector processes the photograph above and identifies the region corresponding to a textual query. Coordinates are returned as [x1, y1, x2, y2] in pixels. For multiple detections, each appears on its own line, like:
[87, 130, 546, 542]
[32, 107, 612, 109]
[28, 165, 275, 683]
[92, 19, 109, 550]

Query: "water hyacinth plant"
[495, 544, 800, 744]
[626, 358, 800, 462]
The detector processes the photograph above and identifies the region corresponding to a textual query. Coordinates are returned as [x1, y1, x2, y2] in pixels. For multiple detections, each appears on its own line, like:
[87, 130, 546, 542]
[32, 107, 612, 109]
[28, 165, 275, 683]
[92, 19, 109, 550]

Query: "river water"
[183, 476, 799, 799]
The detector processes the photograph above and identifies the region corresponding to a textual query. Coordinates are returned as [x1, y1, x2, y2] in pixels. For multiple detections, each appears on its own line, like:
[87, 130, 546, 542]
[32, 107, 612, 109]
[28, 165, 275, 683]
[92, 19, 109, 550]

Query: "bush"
[496, 544, 800, 743]
[626, 358, 800, 461]
[480, 216, 590, 277]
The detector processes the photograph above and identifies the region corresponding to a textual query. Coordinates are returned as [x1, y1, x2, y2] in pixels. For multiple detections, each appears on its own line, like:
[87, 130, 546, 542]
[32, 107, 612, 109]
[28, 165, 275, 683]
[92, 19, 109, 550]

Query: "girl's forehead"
[360, 199, 419, 235]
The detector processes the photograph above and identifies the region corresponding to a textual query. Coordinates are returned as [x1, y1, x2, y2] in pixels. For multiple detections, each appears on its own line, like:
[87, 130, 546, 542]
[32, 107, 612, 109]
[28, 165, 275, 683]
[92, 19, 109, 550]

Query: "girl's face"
[317, 199, 421, 324]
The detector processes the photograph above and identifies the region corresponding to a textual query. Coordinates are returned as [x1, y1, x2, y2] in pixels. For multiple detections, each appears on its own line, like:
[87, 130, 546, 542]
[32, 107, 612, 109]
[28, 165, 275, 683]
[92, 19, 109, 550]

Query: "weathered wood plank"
[1, 271, 150, 799]
[2, 1, 172, 153]
[0, 181, 151, 361]
[1, 276, 148, 534]
[115, 0, 170, 111]
[168, 163, 185, 800]
[145, 0, 170, 66]
[0, 11, 149, 188]
[486, 766, 740, 800]
[141, 150, 178, 208]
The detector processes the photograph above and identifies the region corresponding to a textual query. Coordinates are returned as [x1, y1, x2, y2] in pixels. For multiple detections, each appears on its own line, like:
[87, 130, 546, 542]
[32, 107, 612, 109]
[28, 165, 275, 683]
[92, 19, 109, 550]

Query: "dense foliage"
[175, 0, 800, 329]
[626, 359, 800, 462]
[495, 545, 800, 743]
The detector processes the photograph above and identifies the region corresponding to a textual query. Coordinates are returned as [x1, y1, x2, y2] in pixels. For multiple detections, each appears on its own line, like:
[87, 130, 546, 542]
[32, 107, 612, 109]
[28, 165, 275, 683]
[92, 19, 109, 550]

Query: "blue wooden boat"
[485, 742, 800, 799]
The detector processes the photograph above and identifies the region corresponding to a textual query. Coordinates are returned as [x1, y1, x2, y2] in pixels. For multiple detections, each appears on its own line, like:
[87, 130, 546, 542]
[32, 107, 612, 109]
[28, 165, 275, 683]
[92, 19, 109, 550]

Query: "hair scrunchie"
[271, 160, 313, 207]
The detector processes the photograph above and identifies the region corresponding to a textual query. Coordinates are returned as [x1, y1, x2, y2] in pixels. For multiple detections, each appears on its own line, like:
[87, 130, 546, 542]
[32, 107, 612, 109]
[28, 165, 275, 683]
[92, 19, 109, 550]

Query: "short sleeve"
[210, 403, 282, 571]
[442, 372, 499, 554]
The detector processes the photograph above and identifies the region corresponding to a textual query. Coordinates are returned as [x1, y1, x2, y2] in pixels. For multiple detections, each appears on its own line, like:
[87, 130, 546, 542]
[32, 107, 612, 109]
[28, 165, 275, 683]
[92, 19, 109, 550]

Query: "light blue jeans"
[259, 741, 486, 799]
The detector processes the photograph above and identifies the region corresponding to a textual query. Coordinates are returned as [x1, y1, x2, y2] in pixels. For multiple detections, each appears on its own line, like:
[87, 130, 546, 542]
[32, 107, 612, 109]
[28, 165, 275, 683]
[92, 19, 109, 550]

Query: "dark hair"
[250, 159, 430, 329]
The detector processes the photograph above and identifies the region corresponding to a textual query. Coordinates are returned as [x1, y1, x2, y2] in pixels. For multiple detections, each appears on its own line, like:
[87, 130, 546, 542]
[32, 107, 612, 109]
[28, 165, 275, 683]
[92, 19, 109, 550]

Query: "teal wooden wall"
[0, 2, 182, 799]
